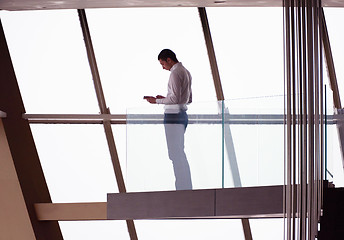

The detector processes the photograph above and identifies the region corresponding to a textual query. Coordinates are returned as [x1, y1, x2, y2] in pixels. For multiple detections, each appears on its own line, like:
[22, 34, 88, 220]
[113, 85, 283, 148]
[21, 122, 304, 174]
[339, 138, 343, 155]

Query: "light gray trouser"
[164, 121, 192, 190]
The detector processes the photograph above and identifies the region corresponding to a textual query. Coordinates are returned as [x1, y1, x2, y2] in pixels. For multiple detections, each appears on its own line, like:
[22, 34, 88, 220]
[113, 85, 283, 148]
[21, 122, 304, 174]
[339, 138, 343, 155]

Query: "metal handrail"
[23, 113, 337, 125]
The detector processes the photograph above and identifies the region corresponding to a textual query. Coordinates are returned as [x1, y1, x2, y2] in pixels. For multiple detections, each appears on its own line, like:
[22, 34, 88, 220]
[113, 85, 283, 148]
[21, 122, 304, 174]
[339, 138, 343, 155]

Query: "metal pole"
[319, 13, 324, 222]
[290, 1, 297, 237]
[313, 1, 320, 237]
[301, 1, 308, 239]
[77, 9, 138, 240]
[198, 7, 252, 240]
[283, 0, 292, 238]
[295, 1, 306, 238]
[198, 7, 224, 101]
[306, 1, 314, 238]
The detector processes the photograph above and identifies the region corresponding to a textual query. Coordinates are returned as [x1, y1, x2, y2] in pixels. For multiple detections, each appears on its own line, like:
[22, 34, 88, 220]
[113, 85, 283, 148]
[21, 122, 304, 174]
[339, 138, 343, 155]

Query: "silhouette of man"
[144, 49, 192, 190]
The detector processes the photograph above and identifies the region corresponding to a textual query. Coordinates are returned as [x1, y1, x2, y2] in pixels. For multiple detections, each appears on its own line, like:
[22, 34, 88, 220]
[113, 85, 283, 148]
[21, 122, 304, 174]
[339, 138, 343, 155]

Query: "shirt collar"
[170, 62, 181, 72]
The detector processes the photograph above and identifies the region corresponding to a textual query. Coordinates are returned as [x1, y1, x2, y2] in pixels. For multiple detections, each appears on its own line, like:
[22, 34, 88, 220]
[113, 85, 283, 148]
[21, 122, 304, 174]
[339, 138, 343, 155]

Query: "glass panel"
[323, 8, 344, 187]
[324, 8, 344, 98]
[206, 7, 284, 99]
[0, 10, 99, 114]
[326, 124, 337, 183]
[59, 221, 129, 240]
[223, 97, 285, 188]
[60, 219, 284, 240]
[126, 101, 222, 192]
[31, 124, 122, 202]
[250, 218, 284, 239]
[0, 6, 305, 240]
[86, 8, 215, 114]
[135, 219, 245, 239]
[126, 96, 285, 192]
[325, 85, 342, 186]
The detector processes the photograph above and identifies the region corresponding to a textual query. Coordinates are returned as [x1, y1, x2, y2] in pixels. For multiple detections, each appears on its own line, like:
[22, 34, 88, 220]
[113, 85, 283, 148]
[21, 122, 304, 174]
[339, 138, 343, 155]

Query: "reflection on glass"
[323, 86, 340, 185]
[126, 97, 285, 192]
[164, 110, 193, 190]
[222, 97, 285, 188]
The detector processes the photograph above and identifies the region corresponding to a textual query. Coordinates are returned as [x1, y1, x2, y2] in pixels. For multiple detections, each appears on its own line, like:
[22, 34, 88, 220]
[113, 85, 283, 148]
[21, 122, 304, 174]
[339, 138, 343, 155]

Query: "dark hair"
[158, 49, 178, 62]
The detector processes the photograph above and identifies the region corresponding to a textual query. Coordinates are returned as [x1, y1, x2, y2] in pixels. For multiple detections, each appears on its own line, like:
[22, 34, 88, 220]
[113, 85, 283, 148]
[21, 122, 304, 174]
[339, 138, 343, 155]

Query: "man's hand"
[143, 96, 157, 104]
[156, 95, 165, 99]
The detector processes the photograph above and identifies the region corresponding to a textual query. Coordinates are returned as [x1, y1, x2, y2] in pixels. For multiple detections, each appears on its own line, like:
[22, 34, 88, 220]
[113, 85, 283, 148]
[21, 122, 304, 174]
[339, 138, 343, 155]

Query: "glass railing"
[326, 110, 344, 185]
[126, 96, 288, 192]
[126, 101, 221, 192]
[323, 87, 343, 186]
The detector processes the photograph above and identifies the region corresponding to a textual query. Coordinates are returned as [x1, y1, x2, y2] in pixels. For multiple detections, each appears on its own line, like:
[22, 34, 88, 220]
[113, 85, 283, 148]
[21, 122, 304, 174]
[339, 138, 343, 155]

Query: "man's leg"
[164, 122, 192, 190]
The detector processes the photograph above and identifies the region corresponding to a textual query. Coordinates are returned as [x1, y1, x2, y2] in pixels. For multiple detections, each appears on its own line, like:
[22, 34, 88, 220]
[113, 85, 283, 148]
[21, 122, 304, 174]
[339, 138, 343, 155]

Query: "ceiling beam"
[35, 202, 107, 221]
[1, 0, 344, 11]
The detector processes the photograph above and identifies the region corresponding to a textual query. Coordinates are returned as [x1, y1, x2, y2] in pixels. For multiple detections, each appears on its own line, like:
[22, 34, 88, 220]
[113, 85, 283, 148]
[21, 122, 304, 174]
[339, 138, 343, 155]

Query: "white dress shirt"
[156, 62, 192, 113]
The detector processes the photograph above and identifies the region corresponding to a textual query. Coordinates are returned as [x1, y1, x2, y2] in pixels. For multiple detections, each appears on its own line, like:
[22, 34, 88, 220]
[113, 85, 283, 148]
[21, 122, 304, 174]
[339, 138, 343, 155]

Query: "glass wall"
[30, 124, 122, 203]
[126, 97, 285, 192]
[86, 8, 215, 113]
[1, 10, 99, 114]
[323, 8, 344, 187]
[0, 6, 301, 240]
[206, 7, 284, 99]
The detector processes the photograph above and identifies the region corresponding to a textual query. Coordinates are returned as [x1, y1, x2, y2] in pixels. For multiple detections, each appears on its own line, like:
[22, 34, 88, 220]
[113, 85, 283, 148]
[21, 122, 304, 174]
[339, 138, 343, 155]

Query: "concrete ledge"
[107, 189, 215, 220]
[108, 186, 283, 220]
[35, 186, 284, 221]
[216, 185, 284, 217]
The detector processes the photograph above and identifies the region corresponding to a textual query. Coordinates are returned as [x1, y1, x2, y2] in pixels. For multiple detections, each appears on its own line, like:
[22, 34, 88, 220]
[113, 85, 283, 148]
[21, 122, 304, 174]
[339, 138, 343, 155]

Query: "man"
[144, 49, 192, 190]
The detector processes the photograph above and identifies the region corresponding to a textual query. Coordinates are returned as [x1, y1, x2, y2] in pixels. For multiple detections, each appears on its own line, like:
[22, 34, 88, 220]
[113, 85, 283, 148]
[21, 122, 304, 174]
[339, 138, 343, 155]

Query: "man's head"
[158, 49, 179, 71]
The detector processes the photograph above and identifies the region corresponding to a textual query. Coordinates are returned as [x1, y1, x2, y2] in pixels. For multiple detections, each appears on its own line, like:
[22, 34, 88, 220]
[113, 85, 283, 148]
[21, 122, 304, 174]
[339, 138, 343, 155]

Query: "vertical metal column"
[301, 1, 308, 239]
[283, 2, 291, 239]
[312, 1, 323, 237]
[198, 7, 252, 240]
[77, 9, 138, 240]
[283, 1, 323, 239]
[318, 7, 324, 227]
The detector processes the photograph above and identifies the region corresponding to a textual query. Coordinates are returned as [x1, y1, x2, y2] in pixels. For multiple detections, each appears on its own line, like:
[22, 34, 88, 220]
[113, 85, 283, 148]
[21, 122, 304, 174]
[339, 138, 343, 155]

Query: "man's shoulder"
[173, 62, 190, 73]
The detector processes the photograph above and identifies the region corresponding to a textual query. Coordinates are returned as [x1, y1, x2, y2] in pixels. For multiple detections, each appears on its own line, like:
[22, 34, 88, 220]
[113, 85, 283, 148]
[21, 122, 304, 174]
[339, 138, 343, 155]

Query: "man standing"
[144, 49, 192, 190]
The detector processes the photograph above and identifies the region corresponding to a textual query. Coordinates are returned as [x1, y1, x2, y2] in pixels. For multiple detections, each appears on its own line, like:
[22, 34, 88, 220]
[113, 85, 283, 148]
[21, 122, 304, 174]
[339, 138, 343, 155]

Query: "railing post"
[198, 7, 252, 240]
